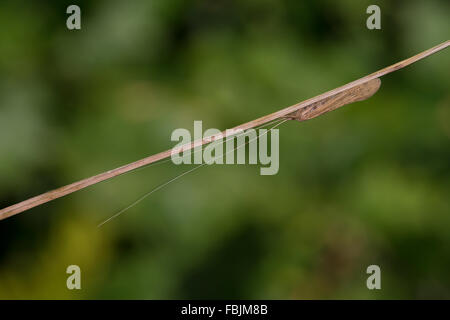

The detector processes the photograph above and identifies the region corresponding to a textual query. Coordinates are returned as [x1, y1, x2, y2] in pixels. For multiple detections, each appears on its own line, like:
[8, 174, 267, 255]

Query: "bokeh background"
[0, 0, 449, 299]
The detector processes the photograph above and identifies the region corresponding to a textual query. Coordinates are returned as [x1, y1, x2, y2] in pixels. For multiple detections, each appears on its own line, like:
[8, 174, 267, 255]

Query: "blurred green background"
[0, 0, 449, 299]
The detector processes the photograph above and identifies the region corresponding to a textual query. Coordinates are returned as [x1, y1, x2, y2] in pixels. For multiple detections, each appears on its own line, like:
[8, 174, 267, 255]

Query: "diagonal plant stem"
[0, 40, 448, 221]
[97, 119, 288, 227]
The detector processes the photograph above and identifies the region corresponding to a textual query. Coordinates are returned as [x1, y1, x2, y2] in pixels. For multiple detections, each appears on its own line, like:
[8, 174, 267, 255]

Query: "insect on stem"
[0, 40, 449, 221]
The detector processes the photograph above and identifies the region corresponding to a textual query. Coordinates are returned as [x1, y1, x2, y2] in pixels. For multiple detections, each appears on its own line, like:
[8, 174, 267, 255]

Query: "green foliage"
[0, 0, 449, 299]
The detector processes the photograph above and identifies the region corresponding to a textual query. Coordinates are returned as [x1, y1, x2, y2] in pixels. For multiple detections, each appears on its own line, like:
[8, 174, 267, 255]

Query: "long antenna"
[1, 40, 449, 221]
